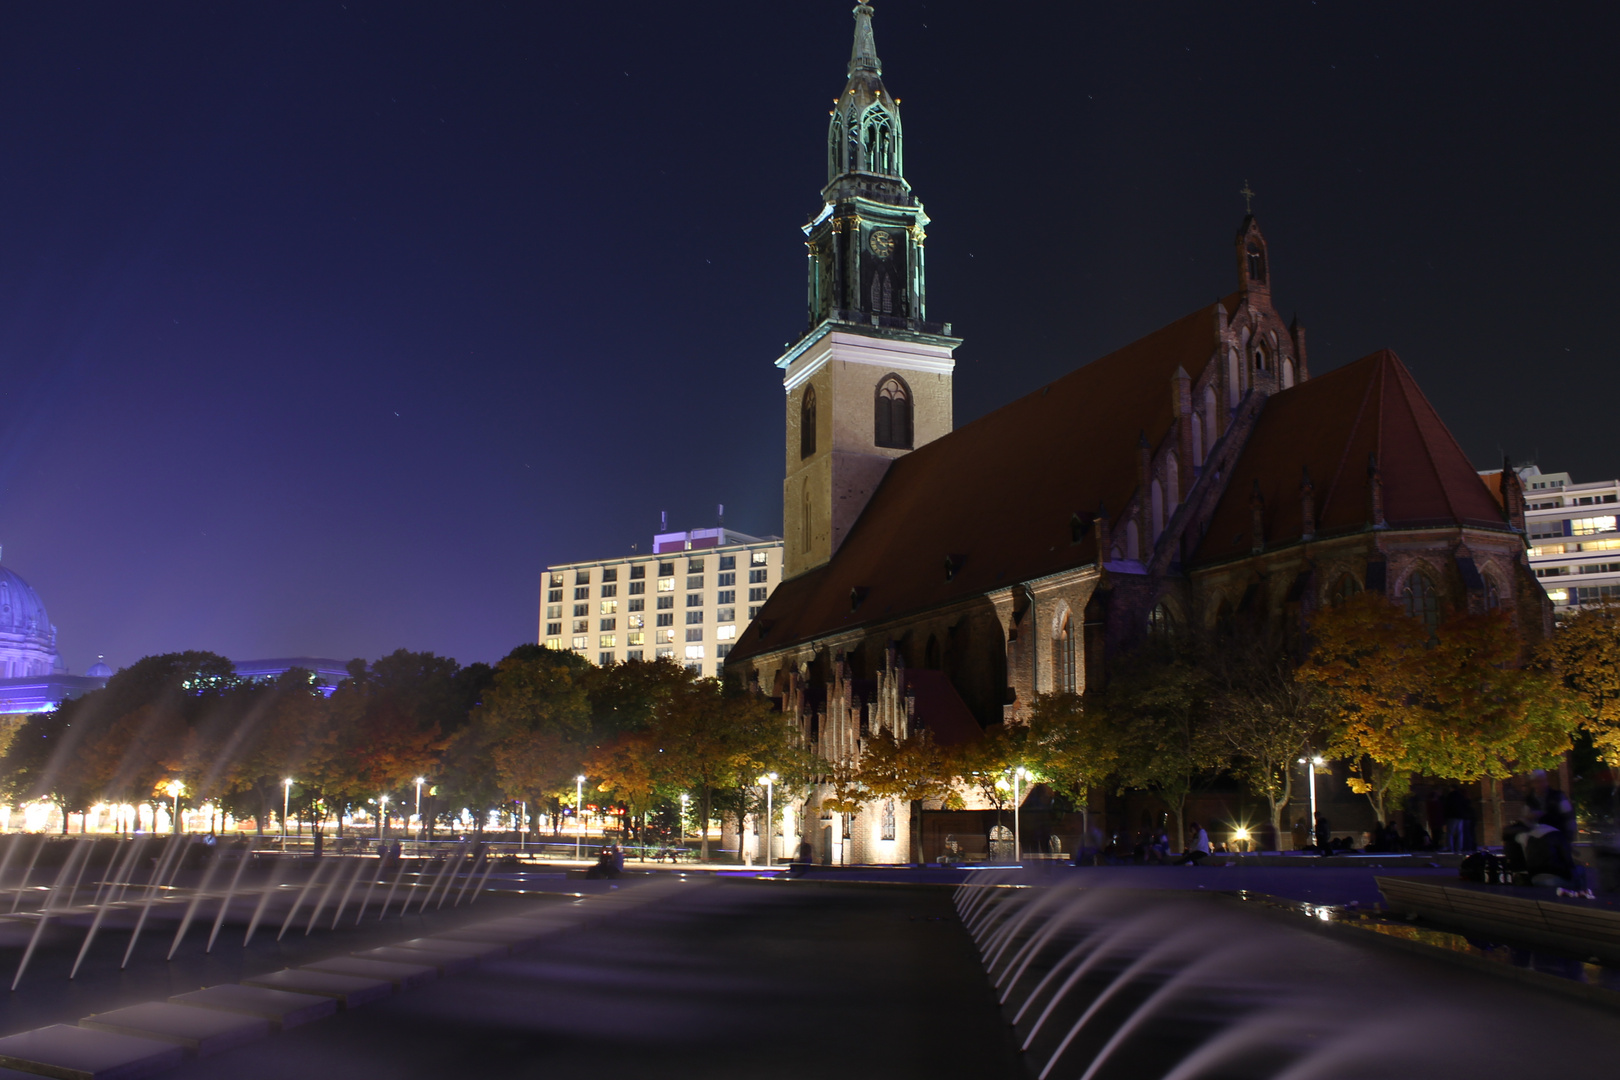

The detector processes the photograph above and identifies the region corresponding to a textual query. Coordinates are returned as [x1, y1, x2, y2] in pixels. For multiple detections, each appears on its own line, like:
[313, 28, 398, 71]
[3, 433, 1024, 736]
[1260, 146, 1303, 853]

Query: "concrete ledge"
[0, 1024, 185, 1080]
[352, 946, 477, 975]
[240, 969, 392, 1010]
[169, 985, 335, 1031]
[302, 956, 437, 990]
[391, 937, 507, 961]
[79, 1003, 268, 1059]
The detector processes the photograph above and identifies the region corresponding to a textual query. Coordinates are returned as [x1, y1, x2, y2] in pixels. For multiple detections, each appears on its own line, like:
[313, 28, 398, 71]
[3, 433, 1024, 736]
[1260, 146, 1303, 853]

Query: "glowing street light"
[679, 792, 689, 844]
[282, 778, 293, 850]
[1011, 767, 1031, 864]
[166, 780, 184, 835]
[414, 777, 425, 842]
[1298, 754, 1326, 849]
[575, 775, 586, 861]
[377, 795, 389, 841]
[759, 773, 778, 866]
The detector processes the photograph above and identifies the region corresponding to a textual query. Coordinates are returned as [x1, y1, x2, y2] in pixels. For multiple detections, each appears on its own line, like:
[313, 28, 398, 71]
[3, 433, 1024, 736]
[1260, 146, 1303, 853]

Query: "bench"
[1376, 876, 1620, 963]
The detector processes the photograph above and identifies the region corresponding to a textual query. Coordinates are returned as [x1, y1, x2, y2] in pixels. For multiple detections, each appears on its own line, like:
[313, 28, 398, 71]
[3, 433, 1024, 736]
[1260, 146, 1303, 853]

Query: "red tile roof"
[731, 298, 1231, 663]
[902, 669, 984, 748]
[1190, 349, 1509, 564]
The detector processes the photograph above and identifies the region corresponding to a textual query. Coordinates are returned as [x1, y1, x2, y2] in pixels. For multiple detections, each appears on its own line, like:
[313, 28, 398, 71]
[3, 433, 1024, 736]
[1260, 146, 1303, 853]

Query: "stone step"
[0, 1023, 185, 1080]
[301, 956, 437, 990]
[79, 1003, 268, 1060]
[168, 984, 335, 1031]
[240, 969, 392, 1010]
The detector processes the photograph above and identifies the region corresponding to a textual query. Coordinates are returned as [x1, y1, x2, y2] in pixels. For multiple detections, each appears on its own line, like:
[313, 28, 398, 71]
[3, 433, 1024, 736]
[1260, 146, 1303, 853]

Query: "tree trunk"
[909, 800, 923, 865]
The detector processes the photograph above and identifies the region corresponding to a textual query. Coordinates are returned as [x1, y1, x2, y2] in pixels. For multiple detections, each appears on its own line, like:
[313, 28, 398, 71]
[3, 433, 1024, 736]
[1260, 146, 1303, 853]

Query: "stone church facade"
[726, 4, 1550, 864]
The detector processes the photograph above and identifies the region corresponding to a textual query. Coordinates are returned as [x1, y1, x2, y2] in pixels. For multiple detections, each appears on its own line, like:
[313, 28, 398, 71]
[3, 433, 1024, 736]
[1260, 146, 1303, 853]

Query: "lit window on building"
[550, 573, 564, 587]
[685, 644, 705, 660]
[572, 619, 588, 633]
[627, 614, 644, 629]
[656, 629, 675, 645]
[1529, 545, 1566, 557]
[751, 551, 768, 566]
[627, 631, 645, 646]
[1546, 588, 1568, 603]
[1573, 516, 1617, 536]
[657, 577, 675, 592]
[600, 635, 616, 649]
[1584, 538, 1620, 552]
[717, 625, 737, 641]
[601, 600, 618, 615]
[572, 635, 588, 650]
[545, 637, 563, 650]
[656, 646, 674, 659]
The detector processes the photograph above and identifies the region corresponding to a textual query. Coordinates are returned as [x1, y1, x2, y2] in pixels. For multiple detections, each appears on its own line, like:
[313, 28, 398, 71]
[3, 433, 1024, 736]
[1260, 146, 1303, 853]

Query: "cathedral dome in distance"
[0, 564, 63, 677]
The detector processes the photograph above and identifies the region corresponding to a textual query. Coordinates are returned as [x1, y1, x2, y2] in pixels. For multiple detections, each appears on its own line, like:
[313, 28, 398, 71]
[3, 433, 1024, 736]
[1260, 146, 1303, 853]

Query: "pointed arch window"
[1403, 571, 1440, 630]
[861, 106, 894, 174]
[799, 482, 812, 554]
[1202, 385, 1218, 454]
[1330, 574, 1362, 607]
[1058, 615, 1077, 693]
[1281, 358, 1296, 389]
[1246, 242, 1266, 283]
[1226, 350, 1240, 410]
[800, 385, 817, 459]
[874, 375, 912, 449]
[828, 119, 844, 177]
[1484, 574, 1502, 611]
[1150, 479, 1165, 540]
[1148, 603, 1175, 637]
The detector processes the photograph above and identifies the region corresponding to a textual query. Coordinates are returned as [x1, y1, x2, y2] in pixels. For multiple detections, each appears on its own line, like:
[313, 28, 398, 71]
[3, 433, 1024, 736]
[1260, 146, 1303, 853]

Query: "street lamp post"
[1298, 754, 1325, 849]
[518, 800, 526, 851]
[282, 779, 292, 851]
[679, 793, 689, 846]
[760, 773, 777, 866]
[377, 795, 388, 842]
[414, 777, 424, 844]
[1012, 768, 1027, 864]
[167, 781, 184, 835]
[575, 775, 585, 860]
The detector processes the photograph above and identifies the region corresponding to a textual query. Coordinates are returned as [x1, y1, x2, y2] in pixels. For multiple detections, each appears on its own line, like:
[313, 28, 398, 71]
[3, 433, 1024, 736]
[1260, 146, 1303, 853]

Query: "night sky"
[0, 2, 1613, 674]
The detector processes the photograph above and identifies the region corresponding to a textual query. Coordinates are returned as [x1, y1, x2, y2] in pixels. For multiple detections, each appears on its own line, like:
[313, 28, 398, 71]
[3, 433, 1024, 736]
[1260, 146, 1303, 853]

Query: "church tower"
[779, 2, 960, 578]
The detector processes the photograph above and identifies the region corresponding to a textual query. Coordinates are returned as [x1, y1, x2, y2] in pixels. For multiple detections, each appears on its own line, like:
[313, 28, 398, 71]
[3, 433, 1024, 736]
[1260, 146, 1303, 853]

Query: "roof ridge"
[1381, 350, 1497, 525]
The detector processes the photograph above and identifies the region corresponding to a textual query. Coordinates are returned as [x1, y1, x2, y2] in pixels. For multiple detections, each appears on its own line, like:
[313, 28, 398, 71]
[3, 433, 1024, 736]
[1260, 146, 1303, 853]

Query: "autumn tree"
[1023, 692, 1119, 837]
[1540, 600, 1620, 763]
[1304, 591, 1580, 820]
[857, 727, 961, 863]
[1098, 642, 1226, 851]
[1203, 631, 1326, 837]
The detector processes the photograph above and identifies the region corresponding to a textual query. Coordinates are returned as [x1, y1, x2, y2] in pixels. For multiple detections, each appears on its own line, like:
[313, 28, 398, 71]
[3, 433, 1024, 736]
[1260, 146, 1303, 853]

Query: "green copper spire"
[848, 3, 881, 78]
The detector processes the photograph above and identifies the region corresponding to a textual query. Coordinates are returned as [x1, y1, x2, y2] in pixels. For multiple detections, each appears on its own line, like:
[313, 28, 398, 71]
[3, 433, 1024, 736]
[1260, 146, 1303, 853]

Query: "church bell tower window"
[1246, 242, 1266, 283]
[874, 375, 912, 449]
[862, 106, 893, 174]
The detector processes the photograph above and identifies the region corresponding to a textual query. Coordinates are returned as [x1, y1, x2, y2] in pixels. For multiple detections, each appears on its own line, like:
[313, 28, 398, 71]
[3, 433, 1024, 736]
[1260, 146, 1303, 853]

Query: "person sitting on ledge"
[1178, 823, 1211, 865]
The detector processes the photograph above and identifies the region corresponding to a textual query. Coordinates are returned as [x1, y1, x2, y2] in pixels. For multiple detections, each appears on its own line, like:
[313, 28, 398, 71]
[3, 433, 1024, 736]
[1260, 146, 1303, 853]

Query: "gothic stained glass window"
[800, 385, 817, 459]
[874, 375, 912, 449]
[1330, 574, 1362, 607]
[1403, 572, 1441, 630]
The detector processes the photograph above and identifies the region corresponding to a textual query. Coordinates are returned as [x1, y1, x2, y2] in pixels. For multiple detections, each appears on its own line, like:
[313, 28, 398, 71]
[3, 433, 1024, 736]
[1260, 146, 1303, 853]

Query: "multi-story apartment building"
[540, 528, 784, 676]
[1503, 466, 1620, 615]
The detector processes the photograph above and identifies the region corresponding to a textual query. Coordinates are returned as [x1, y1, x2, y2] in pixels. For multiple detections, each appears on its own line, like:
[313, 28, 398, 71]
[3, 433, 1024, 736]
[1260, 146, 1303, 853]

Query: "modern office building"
[541, 527, 784, 676]
[1489, 465, 1620, 615]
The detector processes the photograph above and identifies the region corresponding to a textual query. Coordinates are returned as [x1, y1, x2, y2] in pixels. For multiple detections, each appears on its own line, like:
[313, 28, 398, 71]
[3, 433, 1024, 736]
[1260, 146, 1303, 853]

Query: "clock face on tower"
[868, 229, 895, 259]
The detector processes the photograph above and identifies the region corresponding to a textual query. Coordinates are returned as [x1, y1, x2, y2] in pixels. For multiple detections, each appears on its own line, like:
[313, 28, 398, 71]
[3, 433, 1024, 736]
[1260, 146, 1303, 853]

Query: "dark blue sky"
[0, 2, 1613, 673]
